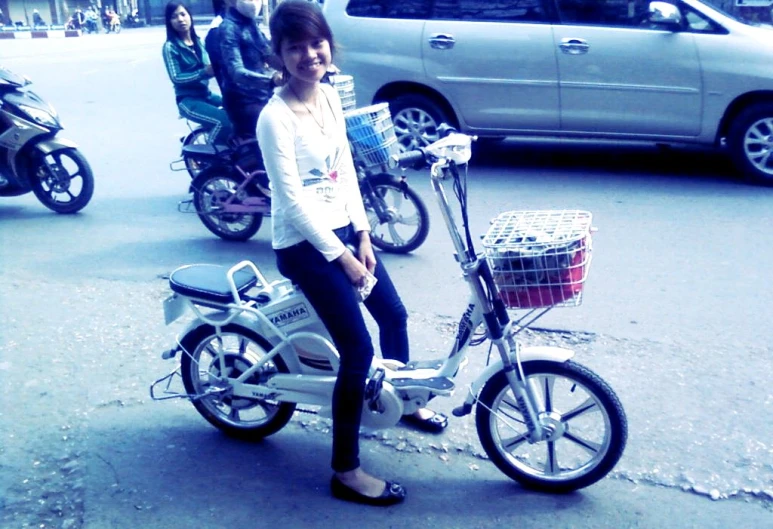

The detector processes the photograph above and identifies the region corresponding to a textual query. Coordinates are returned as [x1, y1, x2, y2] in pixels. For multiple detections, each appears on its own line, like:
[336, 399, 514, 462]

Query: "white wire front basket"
[328, 74, 357, 112]
[482, 210, 593, 309]
[344, 103, 400, 168]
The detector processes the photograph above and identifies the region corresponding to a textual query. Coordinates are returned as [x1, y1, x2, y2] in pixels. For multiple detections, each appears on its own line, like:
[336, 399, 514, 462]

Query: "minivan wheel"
[728, 102, 773, 185]
[388, 94, 453, 151]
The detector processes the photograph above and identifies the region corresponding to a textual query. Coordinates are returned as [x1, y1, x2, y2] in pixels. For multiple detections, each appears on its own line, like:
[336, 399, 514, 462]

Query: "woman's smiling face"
[280, 36, 332, 85]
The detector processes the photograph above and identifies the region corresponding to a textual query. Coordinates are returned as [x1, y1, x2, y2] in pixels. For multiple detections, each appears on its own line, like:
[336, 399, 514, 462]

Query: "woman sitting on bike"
[162, 0, 232, 146]
[257, 0, 446, 507]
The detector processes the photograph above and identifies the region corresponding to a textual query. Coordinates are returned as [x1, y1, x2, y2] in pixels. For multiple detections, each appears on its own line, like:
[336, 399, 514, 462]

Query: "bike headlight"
[18, 104, 59, 127]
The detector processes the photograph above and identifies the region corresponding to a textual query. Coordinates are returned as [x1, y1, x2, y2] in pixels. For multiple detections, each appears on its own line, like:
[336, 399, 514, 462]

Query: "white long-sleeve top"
[257, 83, 370, 262]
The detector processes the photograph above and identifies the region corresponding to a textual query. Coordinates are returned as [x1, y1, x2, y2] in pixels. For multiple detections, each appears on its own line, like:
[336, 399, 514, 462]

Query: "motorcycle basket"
[329, 74, 357, 112]
[344, 103, 400, 168]
[482, 210, 593, 309]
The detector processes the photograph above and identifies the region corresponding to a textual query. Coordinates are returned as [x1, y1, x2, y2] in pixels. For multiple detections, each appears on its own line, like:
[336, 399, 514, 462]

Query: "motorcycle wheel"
[180, 324, 296, 440]
[30, 147, 95, 214]
[192, 167, 263, 241]
[361, 173, 429, 253]
[476, 360, 627, 493]
[182, 128, 210, 178]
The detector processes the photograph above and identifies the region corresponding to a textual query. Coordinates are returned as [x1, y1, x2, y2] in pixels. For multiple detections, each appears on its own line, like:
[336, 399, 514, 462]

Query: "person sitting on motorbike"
[218, 0, 281, 144]
[256, 0, 447, 507]
[85, 7, 98, 32]
[162, 0, 232, 146]
[204, 0, 233, 95]
[107, 8, 120, 32]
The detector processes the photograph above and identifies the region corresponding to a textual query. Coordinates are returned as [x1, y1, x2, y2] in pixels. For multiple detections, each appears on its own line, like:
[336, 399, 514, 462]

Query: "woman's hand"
[357, 231, 376, 274]
[336, 248, 368, 287]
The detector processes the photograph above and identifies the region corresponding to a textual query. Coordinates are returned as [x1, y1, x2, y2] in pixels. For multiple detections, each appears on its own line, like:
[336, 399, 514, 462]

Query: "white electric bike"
[151, 130, 627, 492]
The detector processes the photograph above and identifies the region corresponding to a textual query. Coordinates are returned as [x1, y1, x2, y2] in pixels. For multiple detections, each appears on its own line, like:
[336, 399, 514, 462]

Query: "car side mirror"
[648, 1, 682, 28]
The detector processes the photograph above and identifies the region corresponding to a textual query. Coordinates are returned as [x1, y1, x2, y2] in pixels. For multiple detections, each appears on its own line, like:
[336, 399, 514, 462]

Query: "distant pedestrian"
[32, 9, 46, 28]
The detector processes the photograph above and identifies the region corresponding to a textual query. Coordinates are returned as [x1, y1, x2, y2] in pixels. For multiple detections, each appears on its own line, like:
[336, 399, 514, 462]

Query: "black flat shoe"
[401, 411, 448, 434]
[330, 475, 406, 506]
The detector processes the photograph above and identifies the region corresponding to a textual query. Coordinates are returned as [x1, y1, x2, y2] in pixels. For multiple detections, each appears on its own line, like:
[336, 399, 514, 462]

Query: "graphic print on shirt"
[302, 147, 341, 202]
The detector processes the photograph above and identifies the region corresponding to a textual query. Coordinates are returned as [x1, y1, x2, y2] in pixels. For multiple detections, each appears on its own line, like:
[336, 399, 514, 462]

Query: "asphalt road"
[1, 27, 772, 529]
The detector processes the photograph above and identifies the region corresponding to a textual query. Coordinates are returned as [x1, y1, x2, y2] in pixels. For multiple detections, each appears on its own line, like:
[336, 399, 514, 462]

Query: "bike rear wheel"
[192, 167, 264, 241]
[362, 173, 429, 253]
[180, 324, 296, 440]
[476, 360, 627, 492]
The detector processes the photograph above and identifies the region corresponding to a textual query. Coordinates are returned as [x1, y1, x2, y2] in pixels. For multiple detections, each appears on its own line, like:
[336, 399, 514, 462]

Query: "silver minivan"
[323, 0, 773, 184]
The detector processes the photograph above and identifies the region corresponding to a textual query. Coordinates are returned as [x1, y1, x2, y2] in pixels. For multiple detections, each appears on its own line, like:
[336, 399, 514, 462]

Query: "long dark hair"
[268, 0, 335, 57]
[164, 0, 199, 43]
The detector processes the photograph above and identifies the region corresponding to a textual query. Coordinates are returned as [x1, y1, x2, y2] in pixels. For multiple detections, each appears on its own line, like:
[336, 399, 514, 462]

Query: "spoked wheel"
[192, 167, 264, 241]
[180, 324, 296, 440]
[727, 102, 773, 185]
[476, 361, 627, 492]
[389, 94, 454, 152]
[182, 128, 210, 178]
[30, 147, 95, 214]
[361, 173, 429, 253]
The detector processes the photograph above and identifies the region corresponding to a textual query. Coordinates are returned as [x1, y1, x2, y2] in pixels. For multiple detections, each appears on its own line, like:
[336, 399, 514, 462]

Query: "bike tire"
[29, 147, 95, 214]
[180, 324, 296, 440]
[192, 167, 263, 241]
[362, 173, 430, 253]
[476, 360, 627, 492]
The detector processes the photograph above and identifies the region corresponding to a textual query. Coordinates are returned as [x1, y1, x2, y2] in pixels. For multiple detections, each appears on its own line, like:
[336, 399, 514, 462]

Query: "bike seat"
[169, 264, 258, 304]
[182, 143, 228, 159]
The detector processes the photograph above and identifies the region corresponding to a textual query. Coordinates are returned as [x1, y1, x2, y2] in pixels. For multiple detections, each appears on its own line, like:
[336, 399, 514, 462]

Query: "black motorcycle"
[0, 67, 94, 213]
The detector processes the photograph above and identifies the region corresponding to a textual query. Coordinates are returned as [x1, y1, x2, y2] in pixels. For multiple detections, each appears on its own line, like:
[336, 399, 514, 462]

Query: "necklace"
[289, 84, 326, 133]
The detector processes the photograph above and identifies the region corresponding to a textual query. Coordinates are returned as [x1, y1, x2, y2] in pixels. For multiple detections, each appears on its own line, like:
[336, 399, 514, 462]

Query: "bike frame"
[154, 134, 569, 443]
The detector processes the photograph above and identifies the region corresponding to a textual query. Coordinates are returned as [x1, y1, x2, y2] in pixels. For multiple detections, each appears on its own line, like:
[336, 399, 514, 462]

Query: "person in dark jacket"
[162, 1, 232, 146]
[204, 0, 233, 93]
[218, 0, 280, 142]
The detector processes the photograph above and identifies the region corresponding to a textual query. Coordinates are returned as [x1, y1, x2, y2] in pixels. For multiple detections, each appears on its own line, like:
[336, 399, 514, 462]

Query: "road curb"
[0, 29, 82, 39]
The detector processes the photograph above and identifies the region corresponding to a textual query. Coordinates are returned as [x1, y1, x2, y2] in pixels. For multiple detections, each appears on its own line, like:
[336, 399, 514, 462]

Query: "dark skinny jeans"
[275, 224, 408, 473]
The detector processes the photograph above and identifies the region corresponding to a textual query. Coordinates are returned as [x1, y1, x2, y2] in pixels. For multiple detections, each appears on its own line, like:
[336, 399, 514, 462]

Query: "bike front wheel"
[476, 360, 627, 492]
[30, 147, 95, 214]
[192, 168, 263, 241]
[362, 173, 429, 253]
[180, 324, 296, 440]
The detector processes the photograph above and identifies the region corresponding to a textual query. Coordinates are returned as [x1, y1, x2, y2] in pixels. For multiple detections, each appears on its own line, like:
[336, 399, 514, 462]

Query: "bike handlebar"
[388, 148, 426, 170]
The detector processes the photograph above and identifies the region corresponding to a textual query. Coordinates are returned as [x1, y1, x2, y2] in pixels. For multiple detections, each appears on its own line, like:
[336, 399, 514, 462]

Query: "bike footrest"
[398, 359, 444, 370]
[389, 376, 454, 394]
[178, 199, 195, 213]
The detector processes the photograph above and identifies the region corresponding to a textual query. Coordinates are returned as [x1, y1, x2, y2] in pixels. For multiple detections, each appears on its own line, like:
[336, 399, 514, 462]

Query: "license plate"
[163, 294, 186, 325]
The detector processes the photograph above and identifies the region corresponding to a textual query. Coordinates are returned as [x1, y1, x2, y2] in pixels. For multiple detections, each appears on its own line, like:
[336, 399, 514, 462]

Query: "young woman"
[257, 0, 447, 507]
[162, 1, 232, 146]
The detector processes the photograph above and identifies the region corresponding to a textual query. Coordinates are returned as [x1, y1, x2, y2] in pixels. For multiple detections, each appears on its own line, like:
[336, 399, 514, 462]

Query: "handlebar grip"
[389, 149, 426, 169]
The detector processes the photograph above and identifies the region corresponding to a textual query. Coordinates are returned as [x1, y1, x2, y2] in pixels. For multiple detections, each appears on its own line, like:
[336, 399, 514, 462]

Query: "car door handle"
[559, 38, 590, 55]
[429, 33, 455, 50]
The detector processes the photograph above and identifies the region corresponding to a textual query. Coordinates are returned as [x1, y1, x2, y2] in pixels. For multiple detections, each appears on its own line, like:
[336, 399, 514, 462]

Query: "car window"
[346, 0, 431, 19]
[683, 7, 722, 33]
[431, 0, 549, 23]
[555, 0, 651, 27]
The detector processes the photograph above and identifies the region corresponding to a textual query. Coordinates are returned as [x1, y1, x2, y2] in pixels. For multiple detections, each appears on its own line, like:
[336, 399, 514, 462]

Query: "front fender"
[462, 346, 574, 409]
[34, 137, 79, 154]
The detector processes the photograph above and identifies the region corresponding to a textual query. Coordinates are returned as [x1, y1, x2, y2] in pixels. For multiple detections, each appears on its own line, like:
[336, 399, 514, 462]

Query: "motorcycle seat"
[182, 143, 226, 159]
[169, 264, 258, 304]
